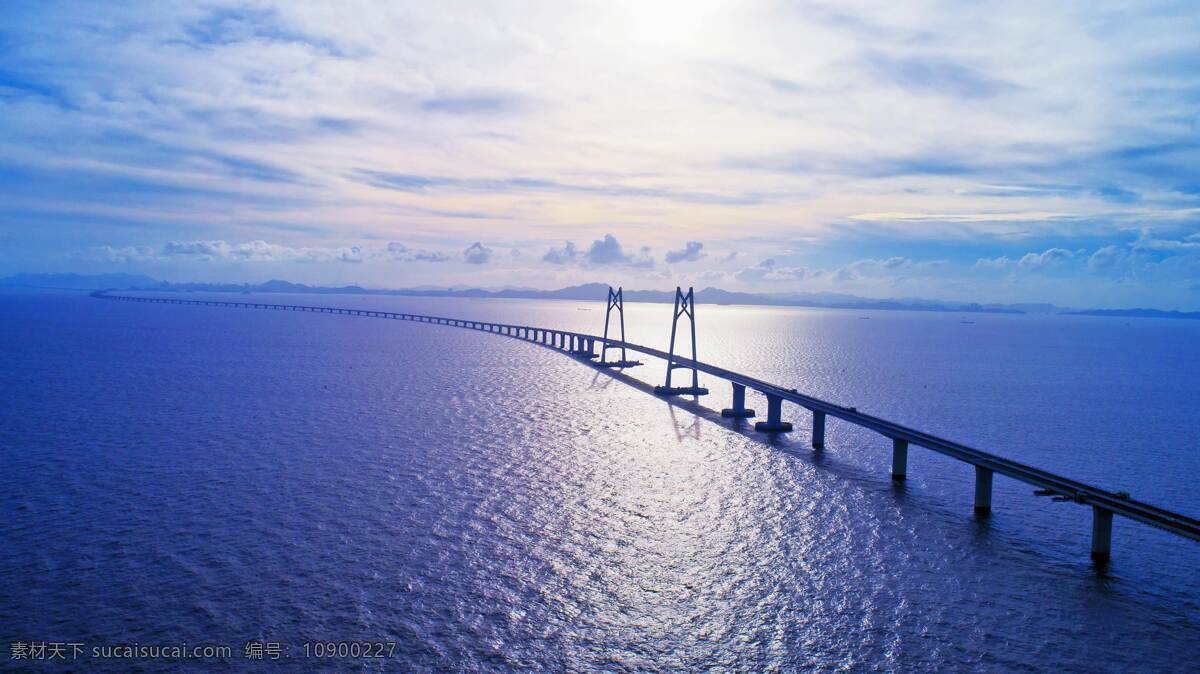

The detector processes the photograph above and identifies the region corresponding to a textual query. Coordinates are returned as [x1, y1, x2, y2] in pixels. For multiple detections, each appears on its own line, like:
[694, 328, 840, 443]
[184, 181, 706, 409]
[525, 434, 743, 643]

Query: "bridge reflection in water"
[93, 288, 1200, 566]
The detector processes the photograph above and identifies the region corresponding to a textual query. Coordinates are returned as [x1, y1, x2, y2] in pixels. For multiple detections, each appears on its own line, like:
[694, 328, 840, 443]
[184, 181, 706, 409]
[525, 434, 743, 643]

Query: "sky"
[1, 1, 1199, 309]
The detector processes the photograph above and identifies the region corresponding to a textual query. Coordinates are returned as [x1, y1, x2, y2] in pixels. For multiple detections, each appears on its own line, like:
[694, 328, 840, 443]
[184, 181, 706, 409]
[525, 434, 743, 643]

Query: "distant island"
[1066, 308, 1200, 320]
[4, 272, 1199, 320]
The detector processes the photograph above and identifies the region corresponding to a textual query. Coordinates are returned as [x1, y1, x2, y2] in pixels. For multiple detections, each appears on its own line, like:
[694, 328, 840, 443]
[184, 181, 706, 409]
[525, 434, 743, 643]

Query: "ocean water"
[1, 290, 1198, 671]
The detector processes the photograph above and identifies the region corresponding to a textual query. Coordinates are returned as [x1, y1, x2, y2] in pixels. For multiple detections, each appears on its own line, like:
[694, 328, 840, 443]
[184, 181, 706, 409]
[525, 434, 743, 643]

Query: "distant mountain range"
[4, 272, 1199, 320]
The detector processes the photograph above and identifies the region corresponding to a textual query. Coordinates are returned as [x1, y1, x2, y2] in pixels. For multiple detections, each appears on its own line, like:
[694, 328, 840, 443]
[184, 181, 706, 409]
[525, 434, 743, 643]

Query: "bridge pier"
[721, 383, 755, 418]
[572, 337, 596, 357]
[1092, 507, 1113, 561]
[891, 439, 908, 481]
[974, 466, 993, 514]
[812, 410, 826, 449]
[754, 394, 792, 432]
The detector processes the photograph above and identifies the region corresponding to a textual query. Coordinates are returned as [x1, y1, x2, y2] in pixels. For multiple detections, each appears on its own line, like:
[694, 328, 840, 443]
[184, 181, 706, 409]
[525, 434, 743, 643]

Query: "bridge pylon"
[597, 286, 642, 368]
[654, 286, 709, 396]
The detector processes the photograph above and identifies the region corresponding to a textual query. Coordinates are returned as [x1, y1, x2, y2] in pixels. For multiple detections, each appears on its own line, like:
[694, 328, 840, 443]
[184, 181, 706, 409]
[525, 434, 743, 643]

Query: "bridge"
[92, 288, 1200, 564]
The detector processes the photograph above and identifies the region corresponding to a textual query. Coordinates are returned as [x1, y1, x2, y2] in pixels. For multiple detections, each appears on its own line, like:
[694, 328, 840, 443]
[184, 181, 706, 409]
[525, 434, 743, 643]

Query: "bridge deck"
[92, 292, 1200, 550]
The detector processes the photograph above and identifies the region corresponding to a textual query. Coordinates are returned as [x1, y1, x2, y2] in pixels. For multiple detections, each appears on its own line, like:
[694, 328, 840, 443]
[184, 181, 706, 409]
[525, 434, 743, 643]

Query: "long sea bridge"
[92, 287, 1200, 564]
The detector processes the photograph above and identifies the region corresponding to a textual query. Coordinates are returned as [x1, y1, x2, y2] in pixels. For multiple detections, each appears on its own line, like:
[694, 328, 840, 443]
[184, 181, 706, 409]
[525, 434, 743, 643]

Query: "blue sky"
[1, 1, 1199, 308]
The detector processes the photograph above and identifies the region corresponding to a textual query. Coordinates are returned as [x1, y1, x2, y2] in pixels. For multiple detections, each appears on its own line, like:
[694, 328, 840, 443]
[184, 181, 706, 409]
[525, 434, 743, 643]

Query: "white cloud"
[539, 235, 655, 268]
[463, 242, 493, 264]
[1087, 245, 1128, 273]
[337, 246, 364, 263]
[974, 248, 1076, 270]
[665, 241, 705, 263]
[386, 242, 450, 262]
[542, 241, 578, 264]
[156, 240, 359, 263]
[81, 240, 448, 265]
[586, 235, 628, 265]
[735, 258, 808, 282]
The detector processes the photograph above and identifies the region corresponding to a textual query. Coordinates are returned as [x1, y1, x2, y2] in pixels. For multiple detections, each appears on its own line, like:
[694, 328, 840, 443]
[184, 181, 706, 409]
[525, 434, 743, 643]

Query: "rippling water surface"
[2, 291, 1199, 671]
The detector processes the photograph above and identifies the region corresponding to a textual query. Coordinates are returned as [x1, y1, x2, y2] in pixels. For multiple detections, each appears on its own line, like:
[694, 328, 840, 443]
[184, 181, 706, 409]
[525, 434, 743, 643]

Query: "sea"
[2, 289, 1198, 671]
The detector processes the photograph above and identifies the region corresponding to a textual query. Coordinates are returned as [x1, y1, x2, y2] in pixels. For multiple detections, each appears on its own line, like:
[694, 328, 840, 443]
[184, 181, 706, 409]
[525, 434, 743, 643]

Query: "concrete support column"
[721, 383, 755, 418]
[812, 411, 826, 449]
[1091, 507, 1113, 561]
[974, 466, 993, 514]
[754, 394, 793, 432]
[891, 439, 908, 481]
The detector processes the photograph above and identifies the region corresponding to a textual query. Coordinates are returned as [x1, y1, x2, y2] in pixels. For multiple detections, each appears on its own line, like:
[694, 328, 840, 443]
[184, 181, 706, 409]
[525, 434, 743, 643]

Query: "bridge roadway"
[93, 291, 1200, 561]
